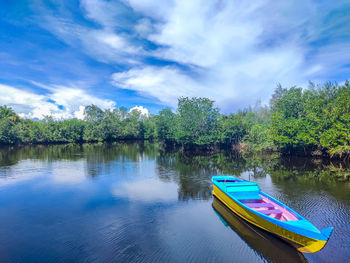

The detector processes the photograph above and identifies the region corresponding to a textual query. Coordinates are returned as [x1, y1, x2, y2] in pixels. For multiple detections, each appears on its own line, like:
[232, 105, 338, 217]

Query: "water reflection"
[0, 159, 46, 186]
[0, 142, 349, 199]
[212, 197, 307, 263]
[0, 142, 349, 262]
[112, 178, 178, 203]
[0, 142, 160, 167]
[51, 160, 87, 184]
[156, 151, 217, 200]
[0, 142, 349, 200]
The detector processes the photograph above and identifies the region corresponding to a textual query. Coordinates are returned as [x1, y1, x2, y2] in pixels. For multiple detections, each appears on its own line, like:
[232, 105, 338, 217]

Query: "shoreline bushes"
[1, 81, 349, 159]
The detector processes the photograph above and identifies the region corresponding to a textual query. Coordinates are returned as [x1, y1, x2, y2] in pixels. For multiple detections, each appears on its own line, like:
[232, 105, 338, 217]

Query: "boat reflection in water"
[212, 197, 308, 263]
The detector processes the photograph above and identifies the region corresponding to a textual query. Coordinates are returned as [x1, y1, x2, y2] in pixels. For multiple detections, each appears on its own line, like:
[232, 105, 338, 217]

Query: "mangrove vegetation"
[1, 81, 350, 159]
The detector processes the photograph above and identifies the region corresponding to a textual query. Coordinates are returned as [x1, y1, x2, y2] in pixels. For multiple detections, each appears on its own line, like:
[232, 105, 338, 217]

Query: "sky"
[0, 0, 350, 119]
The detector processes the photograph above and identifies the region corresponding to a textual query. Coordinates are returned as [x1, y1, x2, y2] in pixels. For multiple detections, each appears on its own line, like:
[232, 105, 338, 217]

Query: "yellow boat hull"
[213, 185, 327, 253]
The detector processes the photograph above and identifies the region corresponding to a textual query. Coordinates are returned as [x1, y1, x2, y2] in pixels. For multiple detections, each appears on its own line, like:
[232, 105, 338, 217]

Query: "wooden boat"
[212, 175, 333, 253]
[212, 197, 307, 263]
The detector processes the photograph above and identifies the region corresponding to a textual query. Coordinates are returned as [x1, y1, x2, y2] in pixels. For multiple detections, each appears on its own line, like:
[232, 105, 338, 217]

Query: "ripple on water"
[0, 144, 349, 263]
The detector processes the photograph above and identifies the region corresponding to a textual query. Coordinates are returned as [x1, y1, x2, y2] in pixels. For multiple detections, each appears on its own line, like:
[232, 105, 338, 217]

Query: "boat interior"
[217, 179, 300, 221]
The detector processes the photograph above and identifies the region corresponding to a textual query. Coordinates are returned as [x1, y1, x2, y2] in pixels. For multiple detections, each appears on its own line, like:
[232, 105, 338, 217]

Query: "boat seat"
[225, 182, 261, 194]
[230, 192, 263, 200]
[245, 203, 274, 208]
[259, 209, 282, 215]
[224, 182, 257, 187]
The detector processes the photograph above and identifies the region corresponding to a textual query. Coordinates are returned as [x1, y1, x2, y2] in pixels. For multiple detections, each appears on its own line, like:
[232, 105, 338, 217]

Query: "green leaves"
[219, 113, 248, 144]
[1, 81, 350, 160]
[0, 118, 19, 144]
[0, 106, 20, 144]
[270, 82, 350, 157]
[175, 97, 220, 145]
[156, 108, 176, 141]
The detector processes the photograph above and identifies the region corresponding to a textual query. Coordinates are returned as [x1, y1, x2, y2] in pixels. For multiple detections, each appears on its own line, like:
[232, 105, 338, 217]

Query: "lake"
[0, 142, 349, 262]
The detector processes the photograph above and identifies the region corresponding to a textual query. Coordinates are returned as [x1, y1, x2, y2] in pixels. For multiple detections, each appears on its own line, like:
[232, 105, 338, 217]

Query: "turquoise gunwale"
[211, 175, 333, 253]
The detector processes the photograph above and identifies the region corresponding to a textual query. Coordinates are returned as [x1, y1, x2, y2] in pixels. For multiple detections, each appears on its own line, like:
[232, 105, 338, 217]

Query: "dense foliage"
[1, 81, 350, 158]
[175, 97, 220, 145]
[270, 82, 350, 158]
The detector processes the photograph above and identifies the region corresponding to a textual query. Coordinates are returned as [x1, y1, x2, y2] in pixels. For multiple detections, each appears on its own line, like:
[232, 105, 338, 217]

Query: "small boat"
[212, 197, 307, 263]
[212, 175, 333, 253]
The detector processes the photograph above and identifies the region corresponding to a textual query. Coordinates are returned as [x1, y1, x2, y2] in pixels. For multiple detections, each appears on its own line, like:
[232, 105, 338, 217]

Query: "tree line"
[1, 81, 350, 158]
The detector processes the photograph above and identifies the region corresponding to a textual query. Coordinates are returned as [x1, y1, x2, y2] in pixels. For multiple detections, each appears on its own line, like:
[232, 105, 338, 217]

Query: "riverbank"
[1, 82, 350, 159]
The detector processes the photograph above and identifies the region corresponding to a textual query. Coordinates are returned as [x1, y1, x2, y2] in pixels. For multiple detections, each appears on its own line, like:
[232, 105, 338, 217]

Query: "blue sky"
[1, 0, 350, 119]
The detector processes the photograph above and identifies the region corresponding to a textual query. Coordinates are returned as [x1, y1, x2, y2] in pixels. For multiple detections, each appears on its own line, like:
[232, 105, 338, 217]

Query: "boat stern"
[297, 239, 327, 253]
[296, 227, 333, 253]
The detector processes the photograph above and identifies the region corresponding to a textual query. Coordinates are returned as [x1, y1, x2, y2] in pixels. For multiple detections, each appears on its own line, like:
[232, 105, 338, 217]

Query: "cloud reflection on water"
[50, 160, 88, 184]
[0, 160, 45, 187]
[112, 178, 178, 203]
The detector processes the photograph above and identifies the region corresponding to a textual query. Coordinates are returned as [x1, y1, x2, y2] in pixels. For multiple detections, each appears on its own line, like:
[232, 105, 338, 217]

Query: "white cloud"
[112, 66, 203, 108]
[0, 83, 116, 119]
[111, 0, 350, 112]
[123, 0, 174, 20]
[109, 0, 309, 111]
[74, 106, 86, 120]
[134, 18, 153, 37]
[27, 0, 350, 113]
[35, 1, 143, 65]
[89, 29, 141, 56]
[80, 0, 120, 29]
[149, 1, 264, 68]
[129, 105, 149, 116]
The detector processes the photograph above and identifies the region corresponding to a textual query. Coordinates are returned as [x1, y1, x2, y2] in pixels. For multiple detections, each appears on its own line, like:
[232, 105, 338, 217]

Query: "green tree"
[219, 112, 251, 144]
[83, 105, 105, 141]
[100, 109, 121, 141]
[244, 122, 275, 151]
[156, 108, 176, 141]
[319, 82, 350, 157]
[55, 119, 85, 142]
[120, 109, 143, 139]
[143, 115, 157, 140]
[270, 87, 308, 151]
[175, 97, 219, 145]
[0, 118, 19, 144]
[0, 106, 20, 144]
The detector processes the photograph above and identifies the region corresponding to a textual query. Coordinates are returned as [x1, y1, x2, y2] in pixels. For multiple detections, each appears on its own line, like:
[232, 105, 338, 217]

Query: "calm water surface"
[0, 142, 349, 263]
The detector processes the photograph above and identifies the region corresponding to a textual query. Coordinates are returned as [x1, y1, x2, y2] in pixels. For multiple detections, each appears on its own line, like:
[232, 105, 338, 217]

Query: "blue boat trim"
[212, 176, 333, 243]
